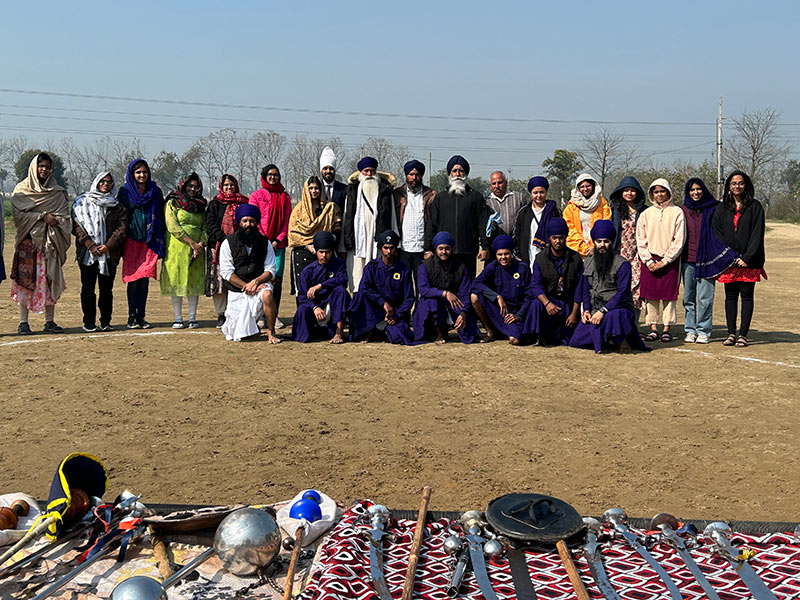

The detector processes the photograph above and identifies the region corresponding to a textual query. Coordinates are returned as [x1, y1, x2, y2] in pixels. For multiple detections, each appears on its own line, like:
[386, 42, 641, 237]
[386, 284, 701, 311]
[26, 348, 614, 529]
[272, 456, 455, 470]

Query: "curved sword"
[464, 524, 499, 600]
[603, 509, 683, 600]
[704, 522, 777, 600]
[362, 505, 394, 600]
[581, 518, 623, 600]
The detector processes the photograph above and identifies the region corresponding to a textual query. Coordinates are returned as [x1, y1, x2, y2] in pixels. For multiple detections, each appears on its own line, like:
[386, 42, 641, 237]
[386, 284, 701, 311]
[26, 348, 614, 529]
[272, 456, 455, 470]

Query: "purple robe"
[348, 258, 414, 344]
[292, 257, 350, 342]
[569, 260, 650, 353]
[413, 260, 478, 344]
[471, 258, 530, 340]
[522, 255, 583, 345]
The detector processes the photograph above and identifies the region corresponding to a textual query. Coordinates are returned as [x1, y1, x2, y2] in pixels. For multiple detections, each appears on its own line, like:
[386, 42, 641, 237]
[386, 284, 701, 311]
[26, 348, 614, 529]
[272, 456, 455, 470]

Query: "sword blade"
[584, 553, 624, 600]
[671, 544, 721, 600]
[466, 535, 499, 600]
[368, 539, 393, 600]
[616, 529, 683, 600]
[731, 560, 778, 600]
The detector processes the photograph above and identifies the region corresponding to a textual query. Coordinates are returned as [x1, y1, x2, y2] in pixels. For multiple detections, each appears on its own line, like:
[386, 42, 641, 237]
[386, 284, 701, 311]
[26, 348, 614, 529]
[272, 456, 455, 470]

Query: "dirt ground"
[0, 222, 798, 523]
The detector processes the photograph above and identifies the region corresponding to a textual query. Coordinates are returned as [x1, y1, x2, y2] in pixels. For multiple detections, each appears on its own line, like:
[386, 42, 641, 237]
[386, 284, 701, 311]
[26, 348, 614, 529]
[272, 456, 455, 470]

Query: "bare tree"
[725, 108, 793, 205]
[350, 136, 409, 180]
[575, 128, 637, 190]
[283, 134, 317, 197]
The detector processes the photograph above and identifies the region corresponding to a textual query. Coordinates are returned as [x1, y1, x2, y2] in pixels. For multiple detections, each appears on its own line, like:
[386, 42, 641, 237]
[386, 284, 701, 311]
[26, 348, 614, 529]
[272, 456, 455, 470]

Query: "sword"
[361, 504, 395, 600]
[461, 511, 499, 600]
[650, 513, 721, 600]
[581, 518, 623, 600]
[444, 535, 470, 598]
[703, 522, 778, 600]
[602, 508, 683, 600]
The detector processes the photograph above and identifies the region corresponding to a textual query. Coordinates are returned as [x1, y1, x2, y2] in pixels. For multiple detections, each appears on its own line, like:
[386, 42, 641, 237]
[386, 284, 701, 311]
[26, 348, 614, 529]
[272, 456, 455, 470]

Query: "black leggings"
[80, 263, 115, 325]
[724, 282, 756, 337]
[126, 278, 150, 319]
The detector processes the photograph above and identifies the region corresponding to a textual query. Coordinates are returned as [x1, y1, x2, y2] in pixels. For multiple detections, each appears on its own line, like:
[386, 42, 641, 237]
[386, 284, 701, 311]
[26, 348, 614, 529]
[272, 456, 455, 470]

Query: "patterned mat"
[301, 500, 800, 600]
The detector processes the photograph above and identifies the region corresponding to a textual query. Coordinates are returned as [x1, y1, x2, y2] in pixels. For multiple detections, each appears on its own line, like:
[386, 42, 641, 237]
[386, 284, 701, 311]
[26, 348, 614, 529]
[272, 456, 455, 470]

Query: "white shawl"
[72, 172, 118, 275]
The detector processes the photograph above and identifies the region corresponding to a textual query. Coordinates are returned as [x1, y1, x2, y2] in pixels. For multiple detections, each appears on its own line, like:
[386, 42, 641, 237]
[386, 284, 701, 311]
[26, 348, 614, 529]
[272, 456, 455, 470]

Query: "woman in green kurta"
[161, 172, 207, 328]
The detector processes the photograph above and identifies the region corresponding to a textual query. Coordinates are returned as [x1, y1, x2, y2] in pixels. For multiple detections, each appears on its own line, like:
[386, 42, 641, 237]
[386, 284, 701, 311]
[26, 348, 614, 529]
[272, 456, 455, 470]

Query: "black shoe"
[43, 321, 64, 334]
[137, 319, 152, 329]
[100, 323, 113, 332]
[82, 323, 98, 332]
[17, 322, 32, 335]
[216, 314, 226, 328]
[127, 316, 140, 329]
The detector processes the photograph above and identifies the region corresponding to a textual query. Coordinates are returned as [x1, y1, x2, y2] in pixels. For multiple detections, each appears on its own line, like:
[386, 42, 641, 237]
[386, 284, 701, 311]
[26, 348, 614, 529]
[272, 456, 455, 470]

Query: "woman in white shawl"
[71, 172, 129, 331]
[10, 153, 71, 335]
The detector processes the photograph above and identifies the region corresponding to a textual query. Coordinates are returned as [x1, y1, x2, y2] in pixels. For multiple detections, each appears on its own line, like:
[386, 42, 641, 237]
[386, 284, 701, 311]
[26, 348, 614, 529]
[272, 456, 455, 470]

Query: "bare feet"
[267, 331, 282, 344]
[509, 337, 519, 346]
[330, 333, 344, 344]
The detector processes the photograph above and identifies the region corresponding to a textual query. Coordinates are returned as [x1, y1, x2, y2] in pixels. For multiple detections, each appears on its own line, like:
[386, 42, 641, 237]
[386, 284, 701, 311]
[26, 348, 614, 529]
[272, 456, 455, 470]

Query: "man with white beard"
[342, 156, 397, 292]
[424, 155, 490, 279]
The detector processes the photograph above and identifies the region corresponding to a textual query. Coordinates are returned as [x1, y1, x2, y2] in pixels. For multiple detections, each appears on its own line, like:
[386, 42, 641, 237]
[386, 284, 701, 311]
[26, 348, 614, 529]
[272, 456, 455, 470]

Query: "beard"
[594, 247, 614, 280]
[448, 175, 467, 196]
[408, 183, 422, 194]
[359, 173, 379, 203]
[239, 225, 258, 246]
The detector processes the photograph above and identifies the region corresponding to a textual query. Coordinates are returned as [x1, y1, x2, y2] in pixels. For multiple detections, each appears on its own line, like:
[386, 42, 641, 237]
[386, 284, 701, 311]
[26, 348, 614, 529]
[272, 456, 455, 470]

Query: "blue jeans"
[682, 262, 715, 336]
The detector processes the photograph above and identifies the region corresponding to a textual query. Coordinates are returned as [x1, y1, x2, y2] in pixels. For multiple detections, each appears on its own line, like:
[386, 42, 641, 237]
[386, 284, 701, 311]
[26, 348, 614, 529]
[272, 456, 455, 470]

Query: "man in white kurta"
[219, 205, 279, 343]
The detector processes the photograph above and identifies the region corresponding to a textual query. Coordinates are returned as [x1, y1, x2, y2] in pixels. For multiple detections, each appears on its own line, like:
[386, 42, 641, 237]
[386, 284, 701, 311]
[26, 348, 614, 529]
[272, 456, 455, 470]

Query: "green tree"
[151, 151, 193, 192]
[14, 149, 68, 189]
[428, 169, 490, 196]
[542, 150, 582, 206]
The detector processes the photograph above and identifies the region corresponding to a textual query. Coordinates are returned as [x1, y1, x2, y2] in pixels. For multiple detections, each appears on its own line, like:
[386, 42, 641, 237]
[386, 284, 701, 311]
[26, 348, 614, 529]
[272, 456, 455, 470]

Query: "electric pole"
[716, 96, 723, 200]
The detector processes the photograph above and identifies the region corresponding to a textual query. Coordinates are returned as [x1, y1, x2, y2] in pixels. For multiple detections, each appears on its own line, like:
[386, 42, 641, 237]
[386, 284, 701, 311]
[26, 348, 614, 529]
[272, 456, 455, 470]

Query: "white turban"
[320, 146, 337, 171]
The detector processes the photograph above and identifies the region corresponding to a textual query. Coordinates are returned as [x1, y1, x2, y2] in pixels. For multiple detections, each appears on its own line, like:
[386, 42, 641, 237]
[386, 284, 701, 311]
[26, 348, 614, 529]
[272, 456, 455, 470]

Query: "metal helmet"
[213, 508, 281, 576]
[110, 576, 166, 600]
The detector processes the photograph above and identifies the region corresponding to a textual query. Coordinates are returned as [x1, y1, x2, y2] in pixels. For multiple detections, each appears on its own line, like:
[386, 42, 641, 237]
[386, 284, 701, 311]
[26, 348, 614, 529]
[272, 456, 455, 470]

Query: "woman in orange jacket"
[563, 173, 611, 256]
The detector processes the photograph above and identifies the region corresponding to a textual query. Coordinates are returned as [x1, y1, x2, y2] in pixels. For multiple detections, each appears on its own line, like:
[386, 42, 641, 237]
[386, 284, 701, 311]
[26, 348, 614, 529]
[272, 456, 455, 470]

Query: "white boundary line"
[671, 348, 800, 369]
[0, 329, 214, 347]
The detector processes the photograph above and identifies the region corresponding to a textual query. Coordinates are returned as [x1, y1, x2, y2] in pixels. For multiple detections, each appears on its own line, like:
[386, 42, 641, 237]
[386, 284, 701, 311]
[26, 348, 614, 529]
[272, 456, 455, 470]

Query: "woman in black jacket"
[712, 170, 766, 347]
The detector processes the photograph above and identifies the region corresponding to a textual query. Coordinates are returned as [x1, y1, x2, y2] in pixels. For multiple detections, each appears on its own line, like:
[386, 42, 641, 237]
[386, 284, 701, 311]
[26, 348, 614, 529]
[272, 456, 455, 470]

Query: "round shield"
[485, 493, 584, 543]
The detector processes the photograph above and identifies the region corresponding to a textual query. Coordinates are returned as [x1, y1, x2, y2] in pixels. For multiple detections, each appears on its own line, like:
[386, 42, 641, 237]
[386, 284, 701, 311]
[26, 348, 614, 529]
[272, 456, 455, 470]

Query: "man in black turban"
[423, 155, 489, 279]
[393, 158, 436, 296]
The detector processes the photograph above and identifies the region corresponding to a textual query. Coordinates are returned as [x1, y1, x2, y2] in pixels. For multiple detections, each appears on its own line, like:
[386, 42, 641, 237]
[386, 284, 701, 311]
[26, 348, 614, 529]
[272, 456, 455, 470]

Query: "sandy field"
[0, 221, 798, 522]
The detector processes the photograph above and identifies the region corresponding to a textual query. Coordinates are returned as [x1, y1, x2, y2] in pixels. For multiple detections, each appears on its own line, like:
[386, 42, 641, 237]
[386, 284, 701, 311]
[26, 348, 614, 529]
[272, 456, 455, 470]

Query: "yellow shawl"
[287, 179, 342, 248]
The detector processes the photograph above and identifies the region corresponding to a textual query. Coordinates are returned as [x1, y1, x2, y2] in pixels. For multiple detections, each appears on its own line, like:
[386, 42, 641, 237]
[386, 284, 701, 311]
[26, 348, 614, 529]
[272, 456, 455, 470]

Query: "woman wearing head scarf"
[712, 170, 766, 347]
[71, 172, 129, 331]
[512, 176, 561, 270]
[636, 178, 686, 343]
[288, 175, 342, 300]
[161, 172, 207, 328]
[9, 152, 71, 334]
[681, 177, 737, 344]
[249, 164, 291, 323]
[563, 173, 611, 257]
[609, 176, 647, 316]
[205, 174, 248, 327]
[117, 159, 165, 329]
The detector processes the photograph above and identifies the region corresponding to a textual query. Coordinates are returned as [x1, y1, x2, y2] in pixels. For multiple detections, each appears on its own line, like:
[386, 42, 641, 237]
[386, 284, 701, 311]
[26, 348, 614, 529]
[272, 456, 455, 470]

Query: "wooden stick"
[148, 526, 175, 580]
[283, 526, 305, 600]
[556, 539, 590, 600]
[401, 486, 432, 600]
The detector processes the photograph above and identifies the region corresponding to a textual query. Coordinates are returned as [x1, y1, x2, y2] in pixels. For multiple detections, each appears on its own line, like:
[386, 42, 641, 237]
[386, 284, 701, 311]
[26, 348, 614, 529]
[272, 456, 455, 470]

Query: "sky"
[1, 0, 798, 180]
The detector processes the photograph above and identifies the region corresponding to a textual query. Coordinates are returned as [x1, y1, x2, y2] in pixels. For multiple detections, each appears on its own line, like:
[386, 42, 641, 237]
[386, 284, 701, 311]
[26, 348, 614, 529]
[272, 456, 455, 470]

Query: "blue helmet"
[289, 499, 322, 522]
[302, 489, 322, 504]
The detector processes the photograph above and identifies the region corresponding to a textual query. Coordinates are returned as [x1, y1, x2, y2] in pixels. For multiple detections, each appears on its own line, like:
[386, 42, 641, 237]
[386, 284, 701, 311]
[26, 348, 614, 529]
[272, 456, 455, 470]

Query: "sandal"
[660, 331, 673, 343]
[723, 334, 736, 346]
[645, 331, 659, 342]
[735, 336, 748, 347]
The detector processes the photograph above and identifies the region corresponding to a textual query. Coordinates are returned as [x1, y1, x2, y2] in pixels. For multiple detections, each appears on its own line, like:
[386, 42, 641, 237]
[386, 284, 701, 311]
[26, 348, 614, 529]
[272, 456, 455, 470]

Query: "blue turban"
[357, 156, 378, 171]
[527, 176, 549, 192]
[375, 230, 400, 247]
[547, 217, 568, 238]
[590, 219, 616, 242]
[432, 231, 456, 249]
[491, 234, 514, 253]
[403, 159, 425, 176]
[313, 231, 336, 251]
[235, 204, 261, 223]
[446, 155, 470, 176]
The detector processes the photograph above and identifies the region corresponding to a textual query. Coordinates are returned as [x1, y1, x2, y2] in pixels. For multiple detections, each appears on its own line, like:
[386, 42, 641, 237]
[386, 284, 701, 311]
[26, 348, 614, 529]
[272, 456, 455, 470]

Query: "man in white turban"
[319, 146, 347, 213]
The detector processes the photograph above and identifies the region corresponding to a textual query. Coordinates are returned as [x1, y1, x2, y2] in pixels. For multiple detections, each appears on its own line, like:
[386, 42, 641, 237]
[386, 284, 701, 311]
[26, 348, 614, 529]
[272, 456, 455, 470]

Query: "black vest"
[534, 248, 582, 301]
[583, 253, 633, 312]
[223, 231, 270, 292]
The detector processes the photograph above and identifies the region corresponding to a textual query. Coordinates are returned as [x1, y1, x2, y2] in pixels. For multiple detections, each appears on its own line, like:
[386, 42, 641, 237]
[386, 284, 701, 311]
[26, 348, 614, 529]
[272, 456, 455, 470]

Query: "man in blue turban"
[413, 231, 479, 344]
[393, 158, 436, 296]
[292, 231, 350, 344]
[219, 203, 281, 343]
[424, 155, 490, 280]
[521, 217, 583, 345]
[342, 155, 398, 294]
[347, 230, 415, 344]
[568, 219, 650, 353]
[470, 234, 530, 344]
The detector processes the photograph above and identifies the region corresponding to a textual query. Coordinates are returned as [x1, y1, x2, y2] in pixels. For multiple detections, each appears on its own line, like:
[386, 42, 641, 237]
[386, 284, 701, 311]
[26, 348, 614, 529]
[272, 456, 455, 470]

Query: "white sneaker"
[172, 321, 186, 329]
[684, 332, 697, 343]
[696, 333, 710, 344]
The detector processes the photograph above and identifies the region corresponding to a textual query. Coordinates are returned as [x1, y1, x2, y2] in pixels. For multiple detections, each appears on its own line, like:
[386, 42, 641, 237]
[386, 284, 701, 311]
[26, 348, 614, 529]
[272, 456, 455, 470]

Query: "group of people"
[0, 149, 766, 350]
